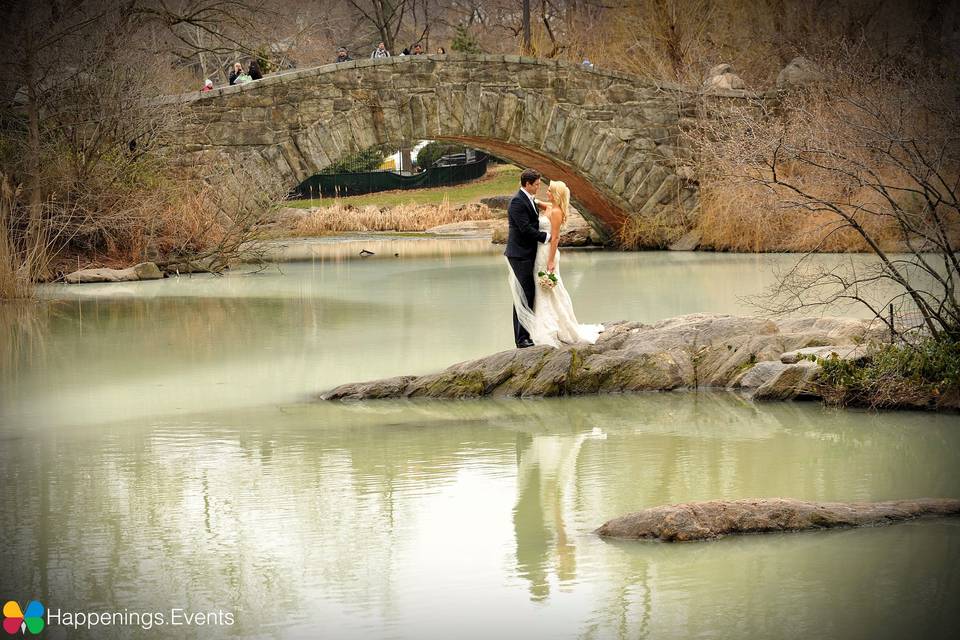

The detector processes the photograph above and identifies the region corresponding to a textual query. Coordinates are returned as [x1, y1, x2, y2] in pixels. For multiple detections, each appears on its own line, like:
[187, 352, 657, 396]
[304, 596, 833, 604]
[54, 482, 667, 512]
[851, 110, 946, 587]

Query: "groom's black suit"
[504, 188, 548, 347]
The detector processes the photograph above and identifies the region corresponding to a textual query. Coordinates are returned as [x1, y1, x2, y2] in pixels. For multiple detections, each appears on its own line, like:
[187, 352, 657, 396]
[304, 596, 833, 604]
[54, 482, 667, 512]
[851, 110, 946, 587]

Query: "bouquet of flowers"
[537, 270, 558, 289]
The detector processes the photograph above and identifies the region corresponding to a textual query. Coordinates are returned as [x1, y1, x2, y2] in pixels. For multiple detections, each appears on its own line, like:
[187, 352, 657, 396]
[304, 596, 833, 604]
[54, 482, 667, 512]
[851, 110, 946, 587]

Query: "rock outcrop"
[320, 313, 886, 401]
[595, 498, 960, 541]
[479, 195, 513, 210]
[703, 63, 746, 91]
[489, 206, 603, 247]
[65, 262, 164, 284]
[776, 56, 825, 90]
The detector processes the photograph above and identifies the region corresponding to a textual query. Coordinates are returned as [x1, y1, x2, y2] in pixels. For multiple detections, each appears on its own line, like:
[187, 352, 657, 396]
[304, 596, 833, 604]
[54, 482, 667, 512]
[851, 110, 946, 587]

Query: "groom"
[505, 169, 550, 348]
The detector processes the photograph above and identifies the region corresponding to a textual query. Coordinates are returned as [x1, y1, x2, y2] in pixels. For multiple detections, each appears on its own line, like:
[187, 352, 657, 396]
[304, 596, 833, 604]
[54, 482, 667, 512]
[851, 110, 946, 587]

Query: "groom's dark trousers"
[504, 188, 548, 347]
[507, 257, 536, 345]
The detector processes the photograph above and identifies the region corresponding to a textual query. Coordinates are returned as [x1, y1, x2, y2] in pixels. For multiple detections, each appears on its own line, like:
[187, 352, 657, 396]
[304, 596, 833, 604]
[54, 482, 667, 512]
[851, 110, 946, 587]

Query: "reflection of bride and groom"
[513, 427, 606, 601]
[505, 168, 604, 349]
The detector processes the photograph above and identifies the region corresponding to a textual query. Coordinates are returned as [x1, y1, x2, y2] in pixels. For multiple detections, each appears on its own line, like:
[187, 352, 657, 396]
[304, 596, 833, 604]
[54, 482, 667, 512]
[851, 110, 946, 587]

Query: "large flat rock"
[595, 498, 960, 541]
[320, 313, 887, 400]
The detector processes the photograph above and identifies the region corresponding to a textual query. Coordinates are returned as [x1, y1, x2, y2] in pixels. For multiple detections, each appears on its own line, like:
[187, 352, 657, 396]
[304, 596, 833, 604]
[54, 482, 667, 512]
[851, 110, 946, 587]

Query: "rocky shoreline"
[595, 498, 960, 541]
[320, 312, 958, 410]
[319, 313, 873, 399]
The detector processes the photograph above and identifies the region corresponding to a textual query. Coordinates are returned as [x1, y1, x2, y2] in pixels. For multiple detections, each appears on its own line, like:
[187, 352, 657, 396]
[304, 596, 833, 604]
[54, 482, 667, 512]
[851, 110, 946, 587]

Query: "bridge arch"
[170, 54, 753, 238]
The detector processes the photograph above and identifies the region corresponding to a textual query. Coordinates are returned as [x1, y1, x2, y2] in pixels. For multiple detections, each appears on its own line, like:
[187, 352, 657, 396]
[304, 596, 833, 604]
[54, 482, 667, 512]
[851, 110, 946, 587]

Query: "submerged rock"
[320, 313, 887, 401]
[595, 498, 960, 541]
[65, 262, 163, 284]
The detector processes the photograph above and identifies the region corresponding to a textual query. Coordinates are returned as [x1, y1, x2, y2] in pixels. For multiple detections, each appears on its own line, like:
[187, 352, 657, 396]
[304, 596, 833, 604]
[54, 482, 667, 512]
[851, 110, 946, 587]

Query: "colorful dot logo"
[3, 601, 44, 635]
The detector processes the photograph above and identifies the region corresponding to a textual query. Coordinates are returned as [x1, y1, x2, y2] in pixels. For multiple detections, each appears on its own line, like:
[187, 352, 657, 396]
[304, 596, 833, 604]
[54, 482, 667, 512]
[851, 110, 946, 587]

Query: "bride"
[508, 180, 604, 348]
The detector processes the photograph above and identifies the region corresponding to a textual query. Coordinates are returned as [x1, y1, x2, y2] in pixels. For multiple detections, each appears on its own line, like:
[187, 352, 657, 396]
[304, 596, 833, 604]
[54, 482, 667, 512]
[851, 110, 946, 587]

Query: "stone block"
[408, 95, 427, 139]
[494, 92, 519, 140]
[463, 83, 482, 134]
[436, 88, 465, 136]
[519, 69, 551, 88]
[518, 94, 550, 147]
[607, 84, 640, 104]
[668, 230, 701, 251]
[478, 90, 499, 137]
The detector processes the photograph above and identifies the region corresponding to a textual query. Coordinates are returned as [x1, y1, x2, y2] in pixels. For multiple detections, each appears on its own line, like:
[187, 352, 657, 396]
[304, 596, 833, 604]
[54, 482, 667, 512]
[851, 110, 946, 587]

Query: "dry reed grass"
[616, 207, 688, 249]
[292, 198, 496, 235]
[695, 178, 905, 253]
[0, 175, 59, 299]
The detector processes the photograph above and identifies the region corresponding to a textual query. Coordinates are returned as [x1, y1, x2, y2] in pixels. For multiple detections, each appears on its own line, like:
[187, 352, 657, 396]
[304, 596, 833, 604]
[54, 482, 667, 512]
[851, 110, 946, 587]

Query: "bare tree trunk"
[376, 0, 393, 52]
[654, 0, 684, 81]
[196, 26, 209, 80]
[522, 0, 531, 54]
[23, 29, 43, 236]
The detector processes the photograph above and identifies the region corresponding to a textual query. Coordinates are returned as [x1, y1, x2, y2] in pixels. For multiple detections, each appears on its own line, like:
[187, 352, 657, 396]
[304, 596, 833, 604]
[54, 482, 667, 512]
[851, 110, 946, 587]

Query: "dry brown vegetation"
[616, 206, 690, 250]
[292, 199, 494, 234]
[694, 48, 959, 339]
[0, 1, 290, 298]
[694, 169, 907, 253]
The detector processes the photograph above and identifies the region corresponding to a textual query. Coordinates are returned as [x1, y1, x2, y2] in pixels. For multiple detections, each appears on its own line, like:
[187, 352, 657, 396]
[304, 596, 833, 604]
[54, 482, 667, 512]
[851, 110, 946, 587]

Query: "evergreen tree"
[451, 25, 481, 54]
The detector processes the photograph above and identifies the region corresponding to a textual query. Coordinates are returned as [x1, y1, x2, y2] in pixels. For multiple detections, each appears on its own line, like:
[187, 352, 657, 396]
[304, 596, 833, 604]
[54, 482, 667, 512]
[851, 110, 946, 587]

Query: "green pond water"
[2, 238, 959, 639]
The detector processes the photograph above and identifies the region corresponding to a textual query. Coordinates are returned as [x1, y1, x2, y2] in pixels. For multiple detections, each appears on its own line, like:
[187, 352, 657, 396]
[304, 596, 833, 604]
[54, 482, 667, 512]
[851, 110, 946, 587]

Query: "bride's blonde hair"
[547, 180, 571, 227]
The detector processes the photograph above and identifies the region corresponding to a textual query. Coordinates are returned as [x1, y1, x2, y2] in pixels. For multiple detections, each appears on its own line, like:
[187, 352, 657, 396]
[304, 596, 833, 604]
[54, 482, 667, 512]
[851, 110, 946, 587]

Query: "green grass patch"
[287, 164, 521, 209]
[810, 337, 960, 409]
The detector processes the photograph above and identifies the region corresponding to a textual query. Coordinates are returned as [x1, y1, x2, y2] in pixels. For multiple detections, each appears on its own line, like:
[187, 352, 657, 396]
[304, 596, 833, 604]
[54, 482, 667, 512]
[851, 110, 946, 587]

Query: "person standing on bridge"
[335, 47, 352, 63]
[229, 62, 244, 85]
[371, 41, 391, 58]
[248, 60, 263, 81]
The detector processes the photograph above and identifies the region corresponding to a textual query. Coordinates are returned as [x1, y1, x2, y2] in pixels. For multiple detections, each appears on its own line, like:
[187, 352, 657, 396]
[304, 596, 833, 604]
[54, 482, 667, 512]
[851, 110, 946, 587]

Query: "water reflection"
[514, 426, 612, 601]
[4, 394, 958, 639]
[2, 245, 959, 639]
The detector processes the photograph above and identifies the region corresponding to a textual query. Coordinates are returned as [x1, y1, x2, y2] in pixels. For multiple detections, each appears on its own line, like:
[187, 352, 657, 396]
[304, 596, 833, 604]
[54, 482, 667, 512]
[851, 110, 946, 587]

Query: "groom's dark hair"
[520, 169, 541, 187]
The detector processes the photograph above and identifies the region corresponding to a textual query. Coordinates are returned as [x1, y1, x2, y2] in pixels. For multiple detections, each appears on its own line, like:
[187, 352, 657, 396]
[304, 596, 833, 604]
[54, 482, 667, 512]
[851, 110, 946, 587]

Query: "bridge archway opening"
[291, 134, 630, 240]
[442, 136, 627, 237]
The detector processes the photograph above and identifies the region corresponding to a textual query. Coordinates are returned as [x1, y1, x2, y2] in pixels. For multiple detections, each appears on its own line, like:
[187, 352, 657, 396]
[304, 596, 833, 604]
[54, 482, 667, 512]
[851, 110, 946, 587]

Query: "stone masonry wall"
[164, 54, 757, 238]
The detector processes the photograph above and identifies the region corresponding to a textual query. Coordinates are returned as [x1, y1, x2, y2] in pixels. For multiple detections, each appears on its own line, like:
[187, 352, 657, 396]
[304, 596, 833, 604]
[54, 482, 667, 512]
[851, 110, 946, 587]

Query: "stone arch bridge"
[168, 54, 757, 239]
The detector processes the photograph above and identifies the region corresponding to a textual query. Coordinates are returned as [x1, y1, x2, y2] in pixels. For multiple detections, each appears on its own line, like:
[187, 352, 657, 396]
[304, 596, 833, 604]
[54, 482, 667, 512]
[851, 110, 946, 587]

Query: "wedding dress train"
[507, 214, 604, 348]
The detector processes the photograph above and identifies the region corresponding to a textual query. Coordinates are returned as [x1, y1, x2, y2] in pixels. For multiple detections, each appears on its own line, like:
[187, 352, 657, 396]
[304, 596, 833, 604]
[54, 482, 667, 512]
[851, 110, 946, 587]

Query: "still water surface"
[2, 239, 958, 639]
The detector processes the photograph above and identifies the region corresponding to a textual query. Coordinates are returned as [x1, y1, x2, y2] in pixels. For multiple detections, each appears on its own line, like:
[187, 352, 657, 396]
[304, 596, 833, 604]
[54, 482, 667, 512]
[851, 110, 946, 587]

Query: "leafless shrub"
[157, 161, 287, 273]
[694, 48, 960, 341]
[0, 3, 290, 293]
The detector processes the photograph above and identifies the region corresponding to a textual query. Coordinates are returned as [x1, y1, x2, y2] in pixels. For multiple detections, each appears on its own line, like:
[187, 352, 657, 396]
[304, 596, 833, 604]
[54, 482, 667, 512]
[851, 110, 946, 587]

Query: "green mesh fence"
[292, 153, 488, 199]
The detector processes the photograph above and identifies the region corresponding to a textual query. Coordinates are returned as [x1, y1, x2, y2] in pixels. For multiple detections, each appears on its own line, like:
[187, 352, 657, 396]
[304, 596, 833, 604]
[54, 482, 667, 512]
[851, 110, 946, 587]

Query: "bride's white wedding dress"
[508, 213, 604, 348]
